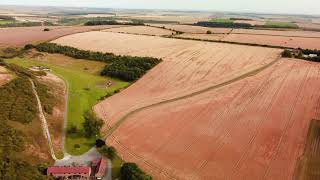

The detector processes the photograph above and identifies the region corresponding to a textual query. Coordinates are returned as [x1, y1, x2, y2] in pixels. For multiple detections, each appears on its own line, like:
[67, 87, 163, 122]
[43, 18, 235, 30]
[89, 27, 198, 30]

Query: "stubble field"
[0, 25, 127, 46]
[108, 59, 320, 180]
[51, 32, 317, 180]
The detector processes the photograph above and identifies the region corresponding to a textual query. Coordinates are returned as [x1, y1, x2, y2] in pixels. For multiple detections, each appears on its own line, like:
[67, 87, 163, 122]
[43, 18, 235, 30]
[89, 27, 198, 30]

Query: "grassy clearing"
[0, 20, 15, 25]
[6, 57, 130, 155]
[264, 21, 299, 29]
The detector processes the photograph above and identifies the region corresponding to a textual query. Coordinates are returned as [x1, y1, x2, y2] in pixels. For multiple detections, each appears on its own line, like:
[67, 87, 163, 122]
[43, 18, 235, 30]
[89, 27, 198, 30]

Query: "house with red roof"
[92, 158, 107, 179]
[47, 166, 91, 179]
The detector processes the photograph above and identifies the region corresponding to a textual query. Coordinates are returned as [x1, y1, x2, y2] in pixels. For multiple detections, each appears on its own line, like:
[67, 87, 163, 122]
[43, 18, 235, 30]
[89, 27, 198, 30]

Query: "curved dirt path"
[104, 55, 282, 139]
[29, 78, 57, 161]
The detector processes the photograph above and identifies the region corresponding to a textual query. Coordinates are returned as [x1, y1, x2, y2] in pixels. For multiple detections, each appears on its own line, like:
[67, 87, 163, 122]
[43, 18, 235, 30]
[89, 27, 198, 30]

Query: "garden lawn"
[6, 58, 130, 155]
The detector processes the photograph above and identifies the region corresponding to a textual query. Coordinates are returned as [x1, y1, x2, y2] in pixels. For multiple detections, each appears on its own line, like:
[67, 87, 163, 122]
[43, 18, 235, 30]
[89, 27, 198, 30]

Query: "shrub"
[120, 163, 152, 180]
[95, 139, 106, 148]
[99, 145, 117, 160]
[67, 125, 78, 135]
[282, 49, 293, 58]
[43, 28, 50, 31]
[24, 44, 34, 50]
[206, 30, 212, 34]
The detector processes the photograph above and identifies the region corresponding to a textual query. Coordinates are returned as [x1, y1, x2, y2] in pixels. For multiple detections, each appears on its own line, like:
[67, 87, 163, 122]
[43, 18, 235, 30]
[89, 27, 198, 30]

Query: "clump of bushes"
[83, 110, 103, 137]
[282, 49, 293, 58]
[121, 163, 152, 180]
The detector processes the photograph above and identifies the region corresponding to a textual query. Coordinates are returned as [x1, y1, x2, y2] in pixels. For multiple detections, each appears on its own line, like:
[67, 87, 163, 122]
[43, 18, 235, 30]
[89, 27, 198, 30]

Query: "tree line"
[195, 21, 299, 29]
[282, 49, 320, 62]
[195, 21, 252, 28]
[0, 21, 55, 28]
[84, 20, 144, 26]
[34, 43, 162, 81]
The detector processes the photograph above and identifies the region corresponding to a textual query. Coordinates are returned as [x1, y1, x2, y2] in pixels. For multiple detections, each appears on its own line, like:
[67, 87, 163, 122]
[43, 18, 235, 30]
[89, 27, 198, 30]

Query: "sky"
[1, 0, 319, 15]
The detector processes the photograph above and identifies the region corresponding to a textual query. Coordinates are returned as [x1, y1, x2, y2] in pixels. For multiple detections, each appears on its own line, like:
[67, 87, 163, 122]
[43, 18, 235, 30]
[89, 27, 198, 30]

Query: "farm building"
[92, 158, 107, 179]
[47, 166, 91, 179]
[47, 158, 107, 179]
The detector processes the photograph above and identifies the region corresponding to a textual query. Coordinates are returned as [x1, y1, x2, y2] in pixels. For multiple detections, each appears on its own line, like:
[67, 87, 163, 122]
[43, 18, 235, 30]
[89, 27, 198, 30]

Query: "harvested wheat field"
[232, 29, 320, 38]
[107, 59, 320, 180]
[103, 26, 175, 36]
[0, 25, 127, 46]
[222, 34, 320, 49]
[149, 24, 232, 34]
[53, 31, 320, 179]
[53, 31, 281, 128]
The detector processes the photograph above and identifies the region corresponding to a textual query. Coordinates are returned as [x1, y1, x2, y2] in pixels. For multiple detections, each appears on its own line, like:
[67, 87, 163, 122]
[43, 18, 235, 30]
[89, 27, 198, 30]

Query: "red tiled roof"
[95, 158, 107, 178]
[47, 166, 91, 175]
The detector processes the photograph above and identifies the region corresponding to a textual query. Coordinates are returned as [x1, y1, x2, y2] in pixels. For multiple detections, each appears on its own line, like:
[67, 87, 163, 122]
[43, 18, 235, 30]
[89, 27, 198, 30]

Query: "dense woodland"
[34, 43, 162, 81]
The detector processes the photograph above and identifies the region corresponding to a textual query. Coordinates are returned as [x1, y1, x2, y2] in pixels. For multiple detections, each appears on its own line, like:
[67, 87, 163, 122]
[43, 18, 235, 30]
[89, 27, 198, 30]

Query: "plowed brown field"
[0, 25, 126, 46]
[108, 59, 320, 180]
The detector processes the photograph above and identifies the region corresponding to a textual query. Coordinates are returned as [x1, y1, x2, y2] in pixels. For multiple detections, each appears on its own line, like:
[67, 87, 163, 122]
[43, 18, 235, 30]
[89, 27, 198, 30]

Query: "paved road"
[30, 79, 57, 160]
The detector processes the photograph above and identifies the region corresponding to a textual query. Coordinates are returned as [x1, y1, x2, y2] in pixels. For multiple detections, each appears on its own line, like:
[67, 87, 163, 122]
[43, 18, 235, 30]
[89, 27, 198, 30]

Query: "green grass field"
[6, 57, 130, 155]
[209, 18, 234, 23]
[0, 20, 15, 25]
[264, 21, 299, 29]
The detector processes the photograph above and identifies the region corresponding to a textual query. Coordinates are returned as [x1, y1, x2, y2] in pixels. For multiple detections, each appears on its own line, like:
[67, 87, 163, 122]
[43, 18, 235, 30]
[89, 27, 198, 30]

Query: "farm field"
[103, 25, 175, 36]
[52, 31, 281, 128]
[0, 25, 127, 46]
[7, 55, 130, 155]
[232, 29, 320, 38]
[149, 24, 232, 34]
[107, 59, 320, 180]
[221, 34, 320, 49]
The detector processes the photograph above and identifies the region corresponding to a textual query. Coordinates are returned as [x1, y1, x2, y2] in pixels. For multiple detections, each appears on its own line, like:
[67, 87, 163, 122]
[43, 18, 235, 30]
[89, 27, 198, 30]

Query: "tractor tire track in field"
[29, 79, 57, 161]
